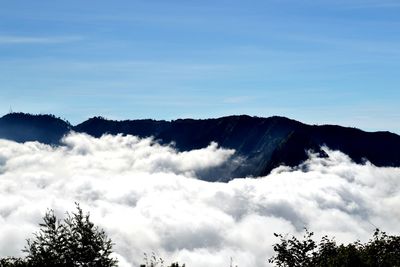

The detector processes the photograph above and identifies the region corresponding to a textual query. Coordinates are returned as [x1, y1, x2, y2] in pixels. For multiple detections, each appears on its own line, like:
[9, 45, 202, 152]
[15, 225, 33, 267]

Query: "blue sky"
[0, 0, 399, 133]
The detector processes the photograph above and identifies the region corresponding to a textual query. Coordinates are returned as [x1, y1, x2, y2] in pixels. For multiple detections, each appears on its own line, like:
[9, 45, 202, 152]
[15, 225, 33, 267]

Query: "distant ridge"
[1, 112, 400, 180]
[0, 113, 72, 144]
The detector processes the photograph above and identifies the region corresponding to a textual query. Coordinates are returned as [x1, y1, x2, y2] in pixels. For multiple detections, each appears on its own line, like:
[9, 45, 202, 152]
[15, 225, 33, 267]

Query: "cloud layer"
[0, 133, 399, 267]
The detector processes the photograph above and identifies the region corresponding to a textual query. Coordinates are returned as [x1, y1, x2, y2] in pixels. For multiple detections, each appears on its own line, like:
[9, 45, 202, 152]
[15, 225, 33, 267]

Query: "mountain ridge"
[1, 112, 399, 180]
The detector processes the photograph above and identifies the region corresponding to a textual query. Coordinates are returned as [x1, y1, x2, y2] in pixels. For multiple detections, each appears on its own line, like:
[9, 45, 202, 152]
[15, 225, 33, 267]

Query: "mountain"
[0, 113, 72, 144]
[1, 113, 400, 180]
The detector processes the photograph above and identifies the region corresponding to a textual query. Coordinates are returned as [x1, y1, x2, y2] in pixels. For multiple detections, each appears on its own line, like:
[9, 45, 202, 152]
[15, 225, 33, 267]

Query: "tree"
[23, 204, 117, 267]
[269, 229, 400, 267]
[268, 229, 317, 267]
[361, 229, 400, 267]
[0, 257, 27, 267]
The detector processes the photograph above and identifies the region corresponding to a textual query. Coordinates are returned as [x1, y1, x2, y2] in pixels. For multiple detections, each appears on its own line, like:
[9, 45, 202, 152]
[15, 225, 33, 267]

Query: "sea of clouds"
[0, 132, 400, 267]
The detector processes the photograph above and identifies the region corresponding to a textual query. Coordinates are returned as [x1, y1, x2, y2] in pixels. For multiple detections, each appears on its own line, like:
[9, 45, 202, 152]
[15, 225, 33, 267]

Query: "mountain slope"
[1, 113, 400, 180]
[0, 113, 72, 144]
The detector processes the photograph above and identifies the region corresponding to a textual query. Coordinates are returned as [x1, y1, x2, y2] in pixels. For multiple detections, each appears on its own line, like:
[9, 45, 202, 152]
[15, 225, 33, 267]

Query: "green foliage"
[361, 229, 400, 267]
[269, 229, 400, 267]
[0, 257, 27, 267]
[269, 229, 317, 267]
[22, 204, 117, 267]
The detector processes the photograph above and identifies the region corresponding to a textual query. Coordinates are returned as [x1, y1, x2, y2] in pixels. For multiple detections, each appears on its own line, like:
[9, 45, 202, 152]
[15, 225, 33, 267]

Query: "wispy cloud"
[345, 0, 400, 9]
[276, 33, 400, 56]
[0, 35, 82, 45]
[298, 0, 400, 9]
[222, 96, 254, 104]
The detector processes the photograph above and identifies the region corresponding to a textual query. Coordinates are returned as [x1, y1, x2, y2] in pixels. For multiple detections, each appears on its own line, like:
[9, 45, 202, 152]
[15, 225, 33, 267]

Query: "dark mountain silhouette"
[0, 113, 72, 144]
[1, 113, 400, 180]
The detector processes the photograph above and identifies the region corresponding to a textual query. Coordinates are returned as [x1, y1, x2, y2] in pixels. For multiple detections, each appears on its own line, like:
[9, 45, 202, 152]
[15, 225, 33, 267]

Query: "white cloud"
[0, 133, 399, 267]
[0, 35, 82, 45]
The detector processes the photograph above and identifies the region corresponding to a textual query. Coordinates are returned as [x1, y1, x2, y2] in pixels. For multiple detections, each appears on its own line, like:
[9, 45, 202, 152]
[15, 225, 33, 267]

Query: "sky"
[0, 0, 399, 133]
